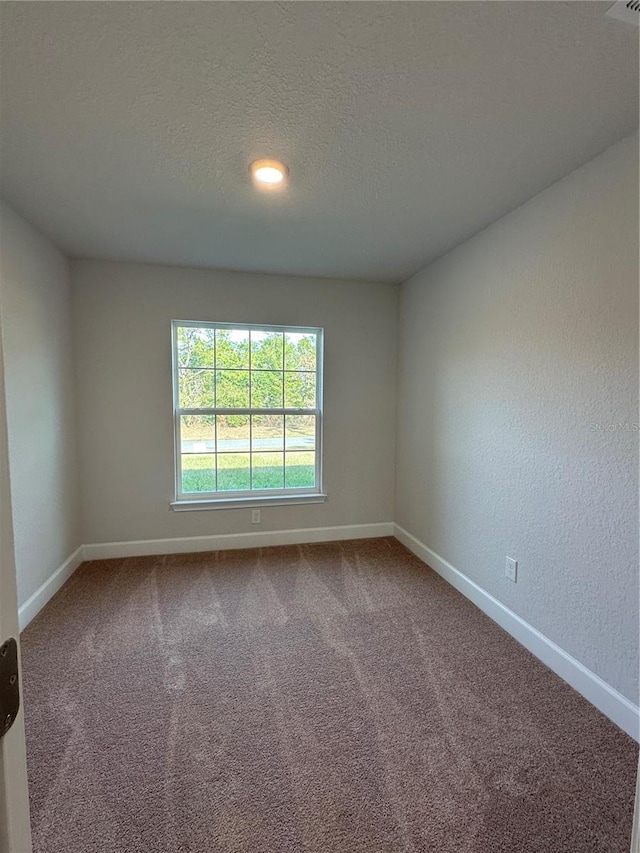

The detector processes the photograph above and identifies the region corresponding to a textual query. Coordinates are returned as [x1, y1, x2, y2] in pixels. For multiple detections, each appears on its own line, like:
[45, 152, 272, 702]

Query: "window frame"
[170, 319, 326, 510]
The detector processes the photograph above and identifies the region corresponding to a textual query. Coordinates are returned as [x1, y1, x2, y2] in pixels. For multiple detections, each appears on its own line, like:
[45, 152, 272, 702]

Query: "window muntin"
[172, 321, 323, 502]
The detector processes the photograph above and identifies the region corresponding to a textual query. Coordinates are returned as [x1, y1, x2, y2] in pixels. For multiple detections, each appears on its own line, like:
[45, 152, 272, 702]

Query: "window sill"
[170, 494, 328, 511]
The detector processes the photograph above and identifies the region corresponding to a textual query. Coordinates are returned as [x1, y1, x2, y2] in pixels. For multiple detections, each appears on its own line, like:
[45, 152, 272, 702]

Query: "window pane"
[216, 370, 250, 408]
[179, 368, 215, 408]
[252, 415, 284, 451]
[251, 371, 283, 408]
[285, 332, 316, 371]
[217, 415, 249, 453]
[252, 452, 284, 489]
[174, 323, 321, 499]
[285, 451, 315, 488]
[182, 454, 216, 493]
[216, 328, 250, 369]
[284, 371, 316, 408]
[180, 415, 216, 453]
[251, 331, 283, 370]
[217, 454, 251, 491]
[177, 326, 215, 368]
[285, 415, 315, 450]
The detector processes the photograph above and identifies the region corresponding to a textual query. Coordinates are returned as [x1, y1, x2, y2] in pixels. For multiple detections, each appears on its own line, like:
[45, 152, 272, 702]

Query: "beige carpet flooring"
[20, 537, 638, 852]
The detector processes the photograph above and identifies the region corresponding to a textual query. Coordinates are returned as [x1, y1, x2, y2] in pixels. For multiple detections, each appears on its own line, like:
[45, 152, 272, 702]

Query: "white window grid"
[171, 320, 324, 502]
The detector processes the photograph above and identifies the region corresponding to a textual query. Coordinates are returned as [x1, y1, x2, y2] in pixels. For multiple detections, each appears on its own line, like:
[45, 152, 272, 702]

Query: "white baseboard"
[18, 545, 84, 631]
[83, 522, 395, 561]
[394, 524, 640, 742]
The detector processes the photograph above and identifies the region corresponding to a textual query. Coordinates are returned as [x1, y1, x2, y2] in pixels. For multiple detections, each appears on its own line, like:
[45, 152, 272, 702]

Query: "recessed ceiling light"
[250, 158, 289, 187]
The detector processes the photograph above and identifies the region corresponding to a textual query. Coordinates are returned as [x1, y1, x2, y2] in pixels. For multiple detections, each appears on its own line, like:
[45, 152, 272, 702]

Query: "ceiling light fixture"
[250, 158, 289, 187]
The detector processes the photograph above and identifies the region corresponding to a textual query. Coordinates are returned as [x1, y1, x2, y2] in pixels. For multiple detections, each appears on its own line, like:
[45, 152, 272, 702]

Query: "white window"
[171, 321, 325, 509]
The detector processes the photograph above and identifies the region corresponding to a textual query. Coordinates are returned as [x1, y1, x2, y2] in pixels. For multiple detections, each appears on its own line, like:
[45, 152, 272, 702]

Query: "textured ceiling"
[0, 2, 638, 283]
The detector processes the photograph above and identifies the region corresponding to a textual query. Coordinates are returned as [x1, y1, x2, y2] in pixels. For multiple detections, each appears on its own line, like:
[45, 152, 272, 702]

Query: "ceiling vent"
[605, 0, 640, 26]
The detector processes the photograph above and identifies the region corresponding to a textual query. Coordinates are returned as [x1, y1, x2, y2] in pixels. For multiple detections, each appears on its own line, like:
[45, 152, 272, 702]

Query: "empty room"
[0, 2, 638, 851]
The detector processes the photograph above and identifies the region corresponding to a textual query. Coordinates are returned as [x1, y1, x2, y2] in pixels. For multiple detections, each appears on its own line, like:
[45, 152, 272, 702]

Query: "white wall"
[72, 260, 398, 544]
[0, 202, 81, 608]
[396, 133, 639, 704]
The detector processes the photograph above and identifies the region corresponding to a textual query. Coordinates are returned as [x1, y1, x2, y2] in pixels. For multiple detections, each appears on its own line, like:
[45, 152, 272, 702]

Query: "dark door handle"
[0, 638, 20, 739]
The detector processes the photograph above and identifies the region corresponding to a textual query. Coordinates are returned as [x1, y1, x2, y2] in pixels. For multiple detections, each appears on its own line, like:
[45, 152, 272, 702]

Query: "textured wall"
[395, 133, 639, 702]
[0, 201, 81, 607]
[72, 260, 398, 544]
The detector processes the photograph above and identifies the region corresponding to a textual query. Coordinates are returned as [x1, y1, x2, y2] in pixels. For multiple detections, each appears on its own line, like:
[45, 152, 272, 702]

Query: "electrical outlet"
[505, 556, 517, 583]
[251, 509, 261, 525]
